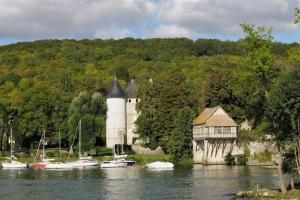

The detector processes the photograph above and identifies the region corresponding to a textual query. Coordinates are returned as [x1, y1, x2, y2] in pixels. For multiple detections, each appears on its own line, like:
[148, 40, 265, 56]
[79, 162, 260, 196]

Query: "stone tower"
[106, 79, 126, 148]
[125, 79, 138, 145]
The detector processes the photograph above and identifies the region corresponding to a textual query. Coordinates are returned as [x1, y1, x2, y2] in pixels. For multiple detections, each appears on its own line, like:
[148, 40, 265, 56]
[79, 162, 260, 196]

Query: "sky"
[0, 0, 299, 46]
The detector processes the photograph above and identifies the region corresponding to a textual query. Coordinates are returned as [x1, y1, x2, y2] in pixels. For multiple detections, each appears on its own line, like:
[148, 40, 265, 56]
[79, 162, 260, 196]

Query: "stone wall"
[193, 139, 236, 164]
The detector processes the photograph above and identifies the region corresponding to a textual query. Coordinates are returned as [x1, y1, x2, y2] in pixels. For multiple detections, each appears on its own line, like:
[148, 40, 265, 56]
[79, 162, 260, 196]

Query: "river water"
[0, 165, 279, 200]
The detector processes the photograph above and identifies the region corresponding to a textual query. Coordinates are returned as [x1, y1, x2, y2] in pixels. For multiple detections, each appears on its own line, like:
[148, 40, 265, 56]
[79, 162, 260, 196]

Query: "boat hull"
[2, 162, 28, 169]
[100, 161, 127, 168]
[145, 161, 174, 170]
[44, 162, 73, 169]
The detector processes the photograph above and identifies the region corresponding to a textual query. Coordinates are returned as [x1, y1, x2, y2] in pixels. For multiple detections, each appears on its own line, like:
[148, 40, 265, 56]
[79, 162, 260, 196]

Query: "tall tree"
[136, 70, 198, 151]
[239, 24, 278, 127]
[204, 69, 246, 124]
[295, 8, 300, 24]
[168, 107, 195, 163]
[68, 91, 106, 153]
[267, 66, 300, 193]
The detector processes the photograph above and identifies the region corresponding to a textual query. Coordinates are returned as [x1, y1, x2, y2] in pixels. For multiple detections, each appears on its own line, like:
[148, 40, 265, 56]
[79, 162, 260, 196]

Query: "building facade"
[106, 79, 139, 148]
[193, 106, 238, 164]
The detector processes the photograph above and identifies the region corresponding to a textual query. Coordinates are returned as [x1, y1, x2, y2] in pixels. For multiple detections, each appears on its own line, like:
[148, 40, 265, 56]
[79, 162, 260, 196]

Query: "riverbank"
[236, 189, 300, 199]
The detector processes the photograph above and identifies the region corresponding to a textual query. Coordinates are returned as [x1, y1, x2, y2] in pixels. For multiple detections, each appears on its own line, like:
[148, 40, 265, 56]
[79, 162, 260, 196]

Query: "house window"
[223, 127, 231, 134]
[200, 127, 203, 134]
[136, 99, 139, 103]
[214, 127, 222, 134]
[128, 99, 131, 103]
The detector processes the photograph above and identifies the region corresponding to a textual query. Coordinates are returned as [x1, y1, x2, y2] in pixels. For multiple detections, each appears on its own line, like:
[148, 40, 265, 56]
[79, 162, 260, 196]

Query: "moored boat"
[44, 162, 73, 169]
[2, 127, 27, 169]
[115, 159, 136, 166]
[65, 120, 99, 168]
[2, 160, 28, 169]
[145, 161, 174, 170]
[100, 160, 127, 168]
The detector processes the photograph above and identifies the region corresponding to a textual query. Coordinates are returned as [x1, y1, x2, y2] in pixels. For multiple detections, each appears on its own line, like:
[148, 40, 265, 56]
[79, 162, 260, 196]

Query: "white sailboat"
[100, 145, 135, 168]
[1, 128, 27, 169]
[66, 120, 99, 168]
[34, 130, 71, 169]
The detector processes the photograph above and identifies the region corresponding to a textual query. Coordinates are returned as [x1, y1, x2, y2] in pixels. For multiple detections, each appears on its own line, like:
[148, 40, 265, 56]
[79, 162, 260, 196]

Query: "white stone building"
[106, 79, 139, 148]
[193, 106, 238, 164]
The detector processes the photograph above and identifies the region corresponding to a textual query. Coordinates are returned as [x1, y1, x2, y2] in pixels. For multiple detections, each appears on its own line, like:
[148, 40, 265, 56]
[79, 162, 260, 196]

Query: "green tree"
[136, 70, 198, 151]
[115, 67, 130, 83]
[295, 8, 300, 24]
[267, 66, 300, 193]
[68, 91, 106, 153]
[239, 24, 278, 127]
[168, 107, 195, 163]
[204, 69, 246, 123]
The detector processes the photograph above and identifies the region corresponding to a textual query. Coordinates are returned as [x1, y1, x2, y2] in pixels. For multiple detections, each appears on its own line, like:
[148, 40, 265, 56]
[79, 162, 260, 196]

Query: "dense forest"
[0, 28, 298, 154]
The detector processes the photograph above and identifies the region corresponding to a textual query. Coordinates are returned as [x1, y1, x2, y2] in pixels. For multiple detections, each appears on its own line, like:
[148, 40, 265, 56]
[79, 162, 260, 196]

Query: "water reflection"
[0, 165, 279, 200]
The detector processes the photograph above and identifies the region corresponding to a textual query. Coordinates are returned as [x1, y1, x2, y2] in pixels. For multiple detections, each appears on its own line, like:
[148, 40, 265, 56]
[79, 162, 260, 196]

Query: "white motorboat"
[2, 128, 27, 169]
[100, 160, 127, 168]
[145, 161, 174, 169]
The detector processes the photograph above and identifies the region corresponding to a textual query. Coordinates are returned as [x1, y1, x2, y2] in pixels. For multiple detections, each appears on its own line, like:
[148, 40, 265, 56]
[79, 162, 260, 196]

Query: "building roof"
[107, 79, 125, 98]
[193, 106, 219, 125]
[125, 79, 137, 98]
[193, 106, 238, 126]
[206, 115, 238, 126]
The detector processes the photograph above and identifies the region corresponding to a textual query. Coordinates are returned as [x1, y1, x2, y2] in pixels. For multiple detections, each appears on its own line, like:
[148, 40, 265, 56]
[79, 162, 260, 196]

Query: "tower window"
[136, 99, 138, 103]
[128, 99, 131, 103]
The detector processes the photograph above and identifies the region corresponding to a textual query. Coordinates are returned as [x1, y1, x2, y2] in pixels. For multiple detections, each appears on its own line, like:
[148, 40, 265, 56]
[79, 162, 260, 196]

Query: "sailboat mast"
[59, 129, 61, 158]
[79, 120, 81, 158]
[10, 128, 13, 159]
[42, 130, 45, 160]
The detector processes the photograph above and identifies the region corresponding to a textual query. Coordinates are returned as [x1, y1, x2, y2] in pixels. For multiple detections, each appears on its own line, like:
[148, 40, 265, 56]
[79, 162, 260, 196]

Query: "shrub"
[225, 153, 235, 165]
[236, 154, 248, 165]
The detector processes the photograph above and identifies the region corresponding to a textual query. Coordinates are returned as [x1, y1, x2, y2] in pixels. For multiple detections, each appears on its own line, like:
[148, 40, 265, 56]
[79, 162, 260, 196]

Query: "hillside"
[0, 38, 296, 148]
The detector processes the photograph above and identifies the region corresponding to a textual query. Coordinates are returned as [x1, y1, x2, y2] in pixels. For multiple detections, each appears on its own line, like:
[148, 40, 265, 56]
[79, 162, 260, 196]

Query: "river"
[0, 165, 279, 200]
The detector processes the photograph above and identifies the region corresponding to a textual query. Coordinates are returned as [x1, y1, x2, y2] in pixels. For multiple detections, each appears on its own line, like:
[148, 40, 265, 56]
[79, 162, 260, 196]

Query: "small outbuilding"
[193, 106, 238, 164]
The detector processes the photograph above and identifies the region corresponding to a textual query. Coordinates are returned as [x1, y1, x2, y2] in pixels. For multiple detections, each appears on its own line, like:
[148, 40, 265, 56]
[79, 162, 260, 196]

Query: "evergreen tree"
[168, 107, 195, 163]
[136, 70, 198, 151]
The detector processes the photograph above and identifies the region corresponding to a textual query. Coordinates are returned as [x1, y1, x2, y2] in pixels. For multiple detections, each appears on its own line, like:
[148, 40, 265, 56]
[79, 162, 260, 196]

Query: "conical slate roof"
[107, 79, 125, 98]
[125, 79, 137, 98]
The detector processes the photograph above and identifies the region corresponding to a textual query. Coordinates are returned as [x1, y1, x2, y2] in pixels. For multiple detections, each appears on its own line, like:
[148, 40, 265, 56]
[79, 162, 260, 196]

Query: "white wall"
[126, 98, 139, 145]
[193, 139, 236, 164]
[106, 98, 126, 148]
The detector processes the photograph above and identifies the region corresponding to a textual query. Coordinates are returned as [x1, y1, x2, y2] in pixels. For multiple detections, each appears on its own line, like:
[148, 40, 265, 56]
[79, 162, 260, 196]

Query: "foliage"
[67, 91, 106, 152]
[225, 153, 235, 165]
[254, 150, 272, 162]
[203, 69, 246, 123]
[0, 37, 295, 150]
[295, 8, 300, 24]
[168, 107, 195, 163]
[236, 154, 248, 165]
[267, 66, 300, 145]
[136, 70, 198, 152]
[288, 46, 300, 64]
[238, 24, 278, 127]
